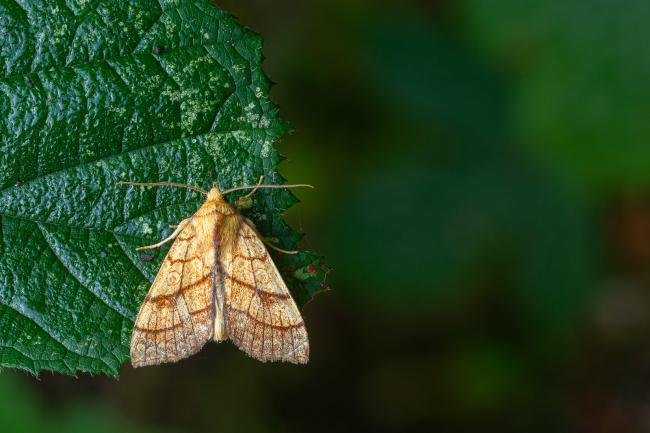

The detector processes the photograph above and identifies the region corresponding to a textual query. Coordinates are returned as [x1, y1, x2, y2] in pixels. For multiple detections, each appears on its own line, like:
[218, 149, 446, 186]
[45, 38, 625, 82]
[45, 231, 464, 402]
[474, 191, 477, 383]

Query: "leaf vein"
[36, 223, 131, 321]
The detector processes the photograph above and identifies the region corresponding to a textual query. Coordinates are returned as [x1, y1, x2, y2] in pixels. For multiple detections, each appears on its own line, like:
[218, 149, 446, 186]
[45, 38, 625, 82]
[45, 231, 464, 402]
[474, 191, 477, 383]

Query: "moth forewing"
[221, 216, 309, 364]
[129, 209, 217, 367]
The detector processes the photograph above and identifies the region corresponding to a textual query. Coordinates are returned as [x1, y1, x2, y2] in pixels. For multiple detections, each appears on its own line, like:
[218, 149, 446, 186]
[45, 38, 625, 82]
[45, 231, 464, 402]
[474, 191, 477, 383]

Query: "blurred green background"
[5, 0, 650, 432]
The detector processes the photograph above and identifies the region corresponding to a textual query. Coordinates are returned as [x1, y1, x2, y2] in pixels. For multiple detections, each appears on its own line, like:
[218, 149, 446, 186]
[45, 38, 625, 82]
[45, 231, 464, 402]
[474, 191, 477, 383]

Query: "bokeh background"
[5, 0, 650, 432]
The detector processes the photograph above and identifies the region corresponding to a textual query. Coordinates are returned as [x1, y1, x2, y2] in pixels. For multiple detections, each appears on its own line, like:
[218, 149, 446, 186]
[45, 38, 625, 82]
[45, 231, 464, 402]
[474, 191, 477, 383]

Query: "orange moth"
[118, 179, 312, 367]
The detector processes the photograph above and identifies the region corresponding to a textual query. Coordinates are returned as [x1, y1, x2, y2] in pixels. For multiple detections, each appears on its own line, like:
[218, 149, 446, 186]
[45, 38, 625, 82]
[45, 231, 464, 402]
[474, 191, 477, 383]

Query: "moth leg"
[137, 219, 190, 251]
[242, 217, 298, 255]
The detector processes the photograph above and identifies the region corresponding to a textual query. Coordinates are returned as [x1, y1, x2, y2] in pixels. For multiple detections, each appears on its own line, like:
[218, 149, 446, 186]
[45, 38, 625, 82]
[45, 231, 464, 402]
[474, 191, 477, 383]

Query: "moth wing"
[130, 216, 217, 367]
[222, 219, 309, 364]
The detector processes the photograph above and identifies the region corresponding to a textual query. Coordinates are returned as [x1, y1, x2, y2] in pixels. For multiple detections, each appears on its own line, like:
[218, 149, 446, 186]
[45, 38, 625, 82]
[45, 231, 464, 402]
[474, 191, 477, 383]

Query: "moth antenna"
[241, 176, 265, 200]
[222, 182, 314, 196]
[116, 181, 208, 195]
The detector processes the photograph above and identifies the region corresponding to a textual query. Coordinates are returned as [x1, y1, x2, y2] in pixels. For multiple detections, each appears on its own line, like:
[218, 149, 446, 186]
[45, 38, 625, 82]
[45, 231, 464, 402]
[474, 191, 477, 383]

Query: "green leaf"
[0, 0, 326, 375]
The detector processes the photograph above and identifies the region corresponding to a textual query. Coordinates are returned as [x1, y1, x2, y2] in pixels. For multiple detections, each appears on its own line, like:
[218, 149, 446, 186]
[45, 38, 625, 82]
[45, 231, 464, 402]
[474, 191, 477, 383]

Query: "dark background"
[4, 1, 650, 432]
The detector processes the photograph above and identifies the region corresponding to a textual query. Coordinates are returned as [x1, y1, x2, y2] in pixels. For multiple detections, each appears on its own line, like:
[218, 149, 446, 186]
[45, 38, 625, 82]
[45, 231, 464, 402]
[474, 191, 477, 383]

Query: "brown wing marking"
[130, 214, 217, 367]
[222, 219, 309, 364]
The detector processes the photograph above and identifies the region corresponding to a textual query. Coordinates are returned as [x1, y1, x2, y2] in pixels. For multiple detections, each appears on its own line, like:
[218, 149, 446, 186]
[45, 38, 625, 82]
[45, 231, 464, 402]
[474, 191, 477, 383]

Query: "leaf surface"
[0, 0, 325, 375]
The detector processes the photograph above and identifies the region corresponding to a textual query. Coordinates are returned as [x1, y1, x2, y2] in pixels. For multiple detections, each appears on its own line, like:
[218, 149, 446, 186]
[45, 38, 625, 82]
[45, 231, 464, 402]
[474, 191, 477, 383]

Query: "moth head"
[207, 185, 224, 202]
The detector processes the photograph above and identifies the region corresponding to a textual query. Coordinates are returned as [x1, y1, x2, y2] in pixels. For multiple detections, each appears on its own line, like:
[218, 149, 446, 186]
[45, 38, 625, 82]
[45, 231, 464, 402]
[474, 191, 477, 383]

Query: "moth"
[118, 179, 312, 367]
